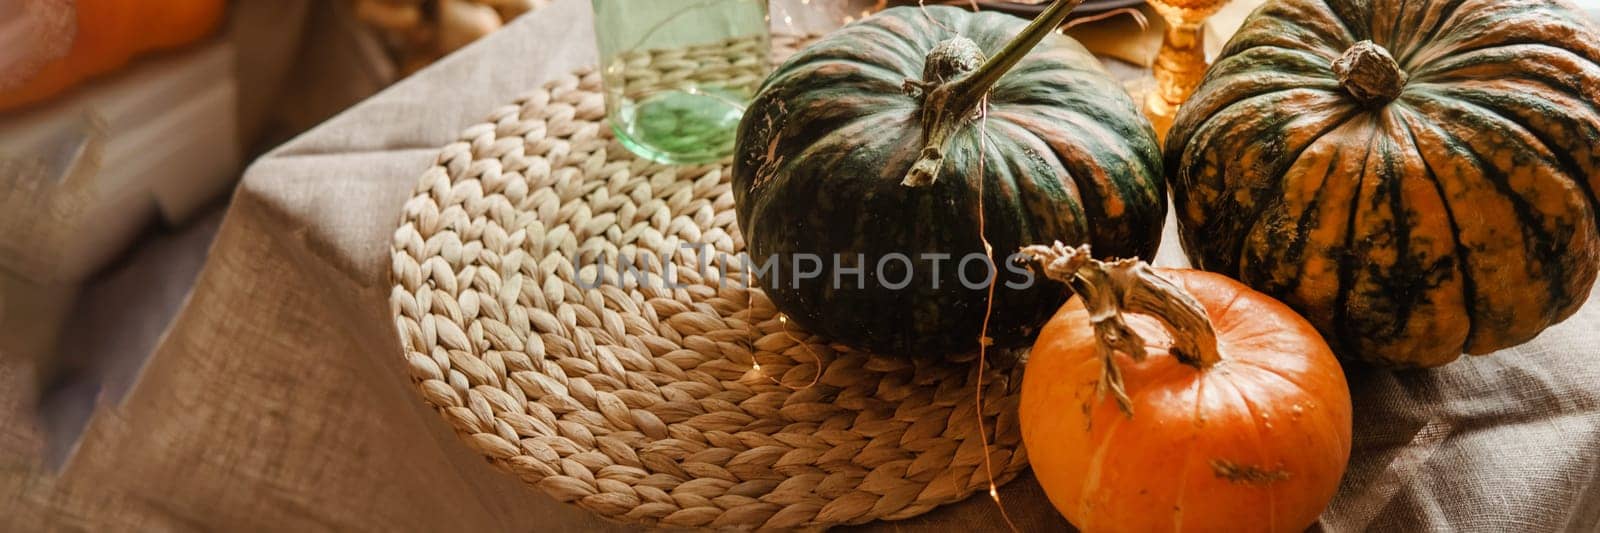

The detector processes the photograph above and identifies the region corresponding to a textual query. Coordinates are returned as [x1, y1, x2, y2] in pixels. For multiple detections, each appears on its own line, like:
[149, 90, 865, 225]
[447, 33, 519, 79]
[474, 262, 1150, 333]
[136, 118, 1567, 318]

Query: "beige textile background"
[3, 1, 1600, 531]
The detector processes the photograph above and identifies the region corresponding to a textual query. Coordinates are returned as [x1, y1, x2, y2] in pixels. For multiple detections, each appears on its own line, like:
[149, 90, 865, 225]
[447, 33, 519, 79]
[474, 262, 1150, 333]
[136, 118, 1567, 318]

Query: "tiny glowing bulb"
[778, 315, 788, 324]
[989, 486, 999, 500]
[752, 362, 762, 371]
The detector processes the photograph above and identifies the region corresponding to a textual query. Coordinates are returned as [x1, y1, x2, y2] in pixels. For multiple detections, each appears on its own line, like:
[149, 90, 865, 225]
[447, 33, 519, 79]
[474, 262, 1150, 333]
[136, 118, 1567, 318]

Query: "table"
[7, 1, 1600, 530]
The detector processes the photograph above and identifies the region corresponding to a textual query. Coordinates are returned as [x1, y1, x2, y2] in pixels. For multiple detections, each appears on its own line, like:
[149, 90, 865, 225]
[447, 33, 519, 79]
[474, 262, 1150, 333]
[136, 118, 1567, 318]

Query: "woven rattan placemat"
[388, 35, 1028, 529]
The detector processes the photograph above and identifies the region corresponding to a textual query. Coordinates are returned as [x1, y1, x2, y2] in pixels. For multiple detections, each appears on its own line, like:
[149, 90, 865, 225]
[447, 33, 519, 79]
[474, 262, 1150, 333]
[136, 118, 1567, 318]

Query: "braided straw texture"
[612, 34, 770, 102]
[389, 35, 1029, 529]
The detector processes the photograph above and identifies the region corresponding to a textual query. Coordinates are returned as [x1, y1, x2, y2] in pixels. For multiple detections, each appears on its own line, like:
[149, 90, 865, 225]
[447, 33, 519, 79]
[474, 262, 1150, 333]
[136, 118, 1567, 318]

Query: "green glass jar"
[591, 0, 772, 164]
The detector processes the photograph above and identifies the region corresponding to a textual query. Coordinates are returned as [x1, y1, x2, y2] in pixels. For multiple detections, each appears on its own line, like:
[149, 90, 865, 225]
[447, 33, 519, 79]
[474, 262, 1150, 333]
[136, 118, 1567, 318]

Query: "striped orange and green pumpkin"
[732, 0, 1164, 355]
[1167, 0, 1600, 367]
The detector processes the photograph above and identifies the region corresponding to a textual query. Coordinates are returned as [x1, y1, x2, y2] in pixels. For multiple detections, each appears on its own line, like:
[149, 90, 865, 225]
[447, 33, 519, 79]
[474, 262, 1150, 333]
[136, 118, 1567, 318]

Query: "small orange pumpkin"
[1017, 243, 1352, 532]
[0, 0, 226, 112]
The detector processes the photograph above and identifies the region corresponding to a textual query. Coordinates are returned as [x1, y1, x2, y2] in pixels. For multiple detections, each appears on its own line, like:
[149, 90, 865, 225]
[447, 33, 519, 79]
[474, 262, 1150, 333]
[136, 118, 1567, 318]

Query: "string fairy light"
[971, 97, 1020, 533]
[918, 0, 955, 31]
[776, 314, 824, 388]
[905, 1, 1015, 528]
[898, 4, 1139, 528]
[1062, 6, 1148, 31]
[738, 255, 823, 391]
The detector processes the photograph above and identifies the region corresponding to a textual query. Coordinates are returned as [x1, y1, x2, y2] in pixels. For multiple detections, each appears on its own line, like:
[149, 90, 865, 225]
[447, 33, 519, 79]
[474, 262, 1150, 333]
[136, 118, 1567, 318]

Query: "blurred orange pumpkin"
[0, 0, 226, 112]
[1018, 243, 1352, 532]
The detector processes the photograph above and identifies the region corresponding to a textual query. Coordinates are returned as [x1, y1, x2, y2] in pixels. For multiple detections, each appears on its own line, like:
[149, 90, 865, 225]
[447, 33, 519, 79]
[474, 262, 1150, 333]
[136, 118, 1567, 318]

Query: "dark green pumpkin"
[1167, 0, 1600, 367]
[732, 2, 1164, 355]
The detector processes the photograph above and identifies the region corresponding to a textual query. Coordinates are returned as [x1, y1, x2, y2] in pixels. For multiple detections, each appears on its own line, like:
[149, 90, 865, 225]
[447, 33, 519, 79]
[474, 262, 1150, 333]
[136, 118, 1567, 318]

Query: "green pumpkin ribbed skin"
[1167, 0, 1600, 367]
[732, 6, 1164, 356]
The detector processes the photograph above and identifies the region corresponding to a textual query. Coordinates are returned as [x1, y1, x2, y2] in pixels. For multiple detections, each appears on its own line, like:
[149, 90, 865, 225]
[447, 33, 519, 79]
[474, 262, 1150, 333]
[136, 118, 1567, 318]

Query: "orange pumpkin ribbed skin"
[1020, 268, 1352, 533]
[0, 0, 227, 112]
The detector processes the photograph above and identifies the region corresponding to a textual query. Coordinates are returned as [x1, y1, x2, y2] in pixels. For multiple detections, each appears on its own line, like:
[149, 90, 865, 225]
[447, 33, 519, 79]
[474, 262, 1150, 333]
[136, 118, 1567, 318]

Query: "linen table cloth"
[6, 1, 1600, 530]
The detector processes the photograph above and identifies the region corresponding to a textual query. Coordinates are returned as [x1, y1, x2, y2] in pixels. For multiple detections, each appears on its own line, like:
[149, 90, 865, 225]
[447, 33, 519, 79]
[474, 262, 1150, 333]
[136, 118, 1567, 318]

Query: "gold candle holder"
[1144, 0, 1230, 139]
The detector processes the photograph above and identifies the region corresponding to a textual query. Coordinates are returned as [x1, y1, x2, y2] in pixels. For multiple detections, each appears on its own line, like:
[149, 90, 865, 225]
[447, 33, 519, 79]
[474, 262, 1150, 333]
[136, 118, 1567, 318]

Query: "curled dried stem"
[1019, 242, 1222, 416]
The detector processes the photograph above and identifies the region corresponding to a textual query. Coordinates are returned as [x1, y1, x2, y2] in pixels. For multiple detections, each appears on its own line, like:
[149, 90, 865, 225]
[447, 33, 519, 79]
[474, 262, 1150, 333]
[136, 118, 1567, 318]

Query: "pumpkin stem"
[1019, 242, 1223, 416]
[1333, 40, 1407, 106]
[901, 0, 1087, 187]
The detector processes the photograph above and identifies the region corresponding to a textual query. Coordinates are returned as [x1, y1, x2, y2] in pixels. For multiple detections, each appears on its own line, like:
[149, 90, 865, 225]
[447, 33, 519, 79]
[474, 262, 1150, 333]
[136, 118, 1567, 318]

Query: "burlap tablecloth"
[5, 0, 1600, 530]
